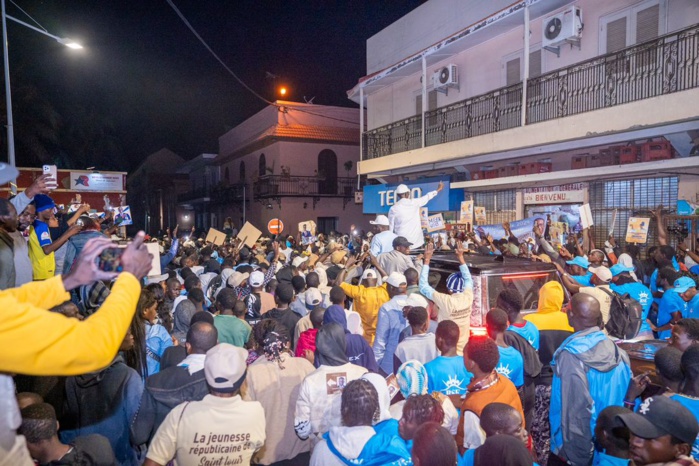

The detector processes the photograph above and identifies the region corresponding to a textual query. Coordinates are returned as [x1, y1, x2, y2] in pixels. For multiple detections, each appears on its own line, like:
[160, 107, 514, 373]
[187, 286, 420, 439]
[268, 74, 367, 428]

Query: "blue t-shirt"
[670, 394, 699, 460]
[145, 322, 173, 376]
[611, 282, 653, 334]
[496, 345, 524, 387]
[657, 291, 687, 340]
[424, 355, 472, 397]
[592, 451, 630, 466]
[684, 294, 699, 320]
[33, 219, 53, 247]
[459, 448, 540, 466]
[650, 258, 681, 305]
[508, 321, 540, 350]
[572, 272, 593, 287]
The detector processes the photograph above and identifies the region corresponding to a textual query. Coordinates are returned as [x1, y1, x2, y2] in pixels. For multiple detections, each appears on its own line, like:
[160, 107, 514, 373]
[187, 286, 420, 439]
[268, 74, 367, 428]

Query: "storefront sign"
[69, 172, 125, 192]
[362, 177, 463, 214]
[523, 183, 585, 205]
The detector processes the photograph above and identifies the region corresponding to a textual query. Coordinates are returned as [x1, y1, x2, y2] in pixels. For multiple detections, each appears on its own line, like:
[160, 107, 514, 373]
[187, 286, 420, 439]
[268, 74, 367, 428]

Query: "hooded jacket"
[550, 327, 631, 466]
[172, 299, 196, 345]
[311, 426, 412, 466]
[131, 363, 208, 445]
[324, 305, 379, 373]
[61, 355, 143, 466]
[524, 281, 573, 386]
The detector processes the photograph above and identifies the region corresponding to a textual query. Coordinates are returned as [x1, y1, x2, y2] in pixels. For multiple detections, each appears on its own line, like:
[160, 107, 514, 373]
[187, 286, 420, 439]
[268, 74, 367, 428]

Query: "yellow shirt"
[0, 273, 141, 375]
[340, 282, 389, 345]
[28, 225, 55, 280]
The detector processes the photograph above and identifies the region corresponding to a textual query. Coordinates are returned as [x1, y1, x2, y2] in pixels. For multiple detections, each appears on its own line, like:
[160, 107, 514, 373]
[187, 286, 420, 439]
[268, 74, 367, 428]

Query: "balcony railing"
[363, 23, 699, 159]
[177, 188, 211, 203]
[253, 175, 357, 198]
[211, 183, 247, 206]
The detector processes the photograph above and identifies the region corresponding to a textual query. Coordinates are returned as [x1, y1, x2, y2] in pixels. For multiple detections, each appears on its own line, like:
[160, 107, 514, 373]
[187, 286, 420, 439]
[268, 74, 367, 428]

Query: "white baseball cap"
[395, 184, 410, 194]
[292, 256, 308, 268]
[405, 293, 429, 308]
[248, 270, 265, 287]
[305, 288, 323, 307]
[361, 268, 378, 281]
[592, 266, 613, 283]
[370, 215, 390, 226]
[204, 344, 248, 393]
[386, 272, 407, 288]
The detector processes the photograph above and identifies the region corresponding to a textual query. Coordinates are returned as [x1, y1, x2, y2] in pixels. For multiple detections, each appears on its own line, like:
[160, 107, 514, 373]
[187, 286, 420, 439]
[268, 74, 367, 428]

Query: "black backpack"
[600, 287, 643, 340]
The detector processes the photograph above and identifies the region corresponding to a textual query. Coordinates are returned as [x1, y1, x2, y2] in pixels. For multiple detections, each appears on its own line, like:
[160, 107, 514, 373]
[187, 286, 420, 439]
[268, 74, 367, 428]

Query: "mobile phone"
[42, 165, 58, 189]
[98, 246, 126, 272]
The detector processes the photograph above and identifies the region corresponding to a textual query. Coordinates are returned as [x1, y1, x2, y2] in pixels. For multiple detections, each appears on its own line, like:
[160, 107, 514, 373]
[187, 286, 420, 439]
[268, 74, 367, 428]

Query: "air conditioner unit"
[433, 64, 458, 89]
[542, 6, 582, 48]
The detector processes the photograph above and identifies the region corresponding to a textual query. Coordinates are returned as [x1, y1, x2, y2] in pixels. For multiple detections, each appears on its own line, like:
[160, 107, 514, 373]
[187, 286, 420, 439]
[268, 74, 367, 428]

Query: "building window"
[317, 217, 338, 235]
[600, 0, 664, 54]
[318, 149, 337, 195]
[589, 176, 678, 246]
[416, 89, 438, 126]
[239, 161, 246, 182]
[225, 167, 230, 183]
[259, 153, 266, 177]
[504, 48, 543, 102]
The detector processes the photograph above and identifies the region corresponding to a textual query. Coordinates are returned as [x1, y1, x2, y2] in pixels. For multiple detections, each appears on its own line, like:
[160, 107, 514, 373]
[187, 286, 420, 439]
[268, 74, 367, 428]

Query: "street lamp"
[1, 0, 82, 190]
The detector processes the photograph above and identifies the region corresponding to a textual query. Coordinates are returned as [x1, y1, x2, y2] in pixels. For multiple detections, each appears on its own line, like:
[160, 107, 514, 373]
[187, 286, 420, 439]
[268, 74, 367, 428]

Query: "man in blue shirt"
[610, 264, 653, 338]
[424, 320, 472, 409]
[566, 256, 594, 287]
[673, 276, 699, 320]
[486, 309, 524, 388]
[369, 214, 397, 256]
[653, 267, 686, 339]
[497, 289, 540, 350]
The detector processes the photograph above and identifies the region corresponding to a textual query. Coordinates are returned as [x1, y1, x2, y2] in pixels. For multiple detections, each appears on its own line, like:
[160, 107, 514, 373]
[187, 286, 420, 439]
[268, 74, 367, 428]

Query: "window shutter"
[528, 49, 542, 78]
[416, 94, 422, 115]
[506, 57, 521, 86]
[428, 90, 438, 111]
[636, 4, 659, 43]
[606, 17, 628, 53]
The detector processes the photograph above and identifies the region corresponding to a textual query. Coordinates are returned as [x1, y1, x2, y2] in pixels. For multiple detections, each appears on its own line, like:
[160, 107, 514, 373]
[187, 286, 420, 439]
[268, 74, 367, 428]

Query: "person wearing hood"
[294, 323, 368, 447]
[295, 306, 325, 358]
[171, 298, 197, 346]
[242, 320, 315, 465]
[310, 378, 412, 466]
[323, 289, 379, 373]
[549, 293, 632, 466]
[132, 322, 217, 445]
[61, 329, 143, 465]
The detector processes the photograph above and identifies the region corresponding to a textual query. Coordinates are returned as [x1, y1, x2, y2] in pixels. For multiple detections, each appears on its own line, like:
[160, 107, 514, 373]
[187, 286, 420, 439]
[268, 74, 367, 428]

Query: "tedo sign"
[362, 177, 462, 214]
[268, 219, 284, 235]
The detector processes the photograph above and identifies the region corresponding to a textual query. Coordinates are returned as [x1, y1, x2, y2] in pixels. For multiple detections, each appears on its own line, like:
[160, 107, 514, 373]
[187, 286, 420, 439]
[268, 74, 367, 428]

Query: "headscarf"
[617, 253, 639, 281]
[474, 434, 533, 466]
[315, 323, 348, 367]
[396, 360, 428, 399]
[362, 373, 392, 423]
[537, 281, 564, 314]
[323, 305, 349, 333]
[262, 330, 289, 369]
[172, 299, 197, 345]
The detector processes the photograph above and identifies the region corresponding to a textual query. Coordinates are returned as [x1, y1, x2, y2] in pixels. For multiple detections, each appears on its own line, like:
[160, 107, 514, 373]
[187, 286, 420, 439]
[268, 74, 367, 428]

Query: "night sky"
[3, 0, 423, 171]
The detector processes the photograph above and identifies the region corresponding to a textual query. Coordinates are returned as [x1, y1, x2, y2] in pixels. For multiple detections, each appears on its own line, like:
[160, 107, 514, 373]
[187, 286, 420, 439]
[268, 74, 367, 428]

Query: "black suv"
[424, 252, 570, 331]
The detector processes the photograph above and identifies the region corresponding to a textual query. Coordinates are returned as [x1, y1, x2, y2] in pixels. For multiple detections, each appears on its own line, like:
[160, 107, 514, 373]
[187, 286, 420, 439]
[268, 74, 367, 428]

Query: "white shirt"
[146, 394, 266, 466]
[370, 230, 397, 256]
[388, 190, 438, 249]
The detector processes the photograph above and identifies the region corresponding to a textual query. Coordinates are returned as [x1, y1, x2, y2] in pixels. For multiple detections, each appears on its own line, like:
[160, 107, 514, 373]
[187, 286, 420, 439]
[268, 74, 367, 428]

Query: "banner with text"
[523, 183, 586, 205]
[69, 172, 125, 192]
[362, 176, 463, 214]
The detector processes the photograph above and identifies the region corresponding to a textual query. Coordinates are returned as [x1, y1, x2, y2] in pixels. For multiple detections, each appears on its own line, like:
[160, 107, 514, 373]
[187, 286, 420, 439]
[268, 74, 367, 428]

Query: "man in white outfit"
[388, 181, 444, 250]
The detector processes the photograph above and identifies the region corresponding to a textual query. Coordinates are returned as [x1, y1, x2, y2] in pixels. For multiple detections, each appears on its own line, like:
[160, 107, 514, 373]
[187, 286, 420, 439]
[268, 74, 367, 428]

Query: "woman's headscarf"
[362, 373, 392, 423]
[537, 281, 564, 314]
[262, 330, 289, 369]
[323, 306, 349, 333]
[396, 360, 428, 399]
[315, 323, 348, 367]
[172, 299, 197, 345]
[474, 434, 533, 466]
[617, 253, 639, 281]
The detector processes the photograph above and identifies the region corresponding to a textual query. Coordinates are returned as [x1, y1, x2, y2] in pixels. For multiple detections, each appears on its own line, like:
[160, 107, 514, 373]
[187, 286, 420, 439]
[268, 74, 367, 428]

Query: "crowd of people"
[1, 175, 699, 466]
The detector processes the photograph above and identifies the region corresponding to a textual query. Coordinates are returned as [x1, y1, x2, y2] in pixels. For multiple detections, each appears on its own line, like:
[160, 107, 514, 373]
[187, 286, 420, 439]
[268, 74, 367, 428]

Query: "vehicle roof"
[420, 252, 558, 275]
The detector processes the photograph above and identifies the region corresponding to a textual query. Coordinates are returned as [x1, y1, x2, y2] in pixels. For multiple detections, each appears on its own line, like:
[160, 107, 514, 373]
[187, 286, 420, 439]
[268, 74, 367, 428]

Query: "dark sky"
[5, 0, 423, 171]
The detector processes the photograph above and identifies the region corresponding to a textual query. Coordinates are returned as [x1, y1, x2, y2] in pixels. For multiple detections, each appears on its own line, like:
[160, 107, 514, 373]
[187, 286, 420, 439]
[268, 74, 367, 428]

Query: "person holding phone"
[0, 232, 153, 466]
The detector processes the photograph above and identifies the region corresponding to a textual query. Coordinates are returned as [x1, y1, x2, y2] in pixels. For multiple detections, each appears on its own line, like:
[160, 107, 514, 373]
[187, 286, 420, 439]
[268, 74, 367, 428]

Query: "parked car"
[424, 252, 570, 331]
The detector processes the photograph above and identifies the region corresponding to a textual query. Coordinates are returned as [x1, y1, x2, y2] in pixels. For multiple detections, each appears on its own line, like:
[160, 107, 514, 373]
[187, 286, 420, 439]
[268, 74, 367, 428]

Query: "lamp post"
[1, 0, 82, 191]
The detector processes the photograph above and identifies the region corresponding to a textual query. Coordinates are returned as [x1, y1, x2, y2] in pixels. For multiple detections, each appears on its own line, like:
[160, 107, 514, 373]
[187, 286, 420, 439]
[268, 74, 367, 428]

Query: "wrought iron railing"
[211, 183, 247, 205]
[363, 23, 699, 159]
[253, 175, 357, 198]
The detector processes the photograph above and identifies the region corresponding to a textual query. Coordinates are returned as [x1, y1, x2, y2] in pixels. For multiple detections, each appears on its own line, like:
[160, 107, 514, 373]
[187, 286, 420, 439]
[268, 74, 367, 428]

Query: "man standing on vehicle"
[388, 181, 443, 250]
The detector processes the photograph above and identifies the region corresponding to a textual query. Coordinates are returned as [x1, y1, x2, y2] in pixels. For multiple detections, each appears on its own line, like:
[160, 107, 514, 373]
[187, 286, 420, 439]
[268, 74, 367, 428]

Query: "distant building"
[127, 148, 190, 234]
[177, 101, 366, 236]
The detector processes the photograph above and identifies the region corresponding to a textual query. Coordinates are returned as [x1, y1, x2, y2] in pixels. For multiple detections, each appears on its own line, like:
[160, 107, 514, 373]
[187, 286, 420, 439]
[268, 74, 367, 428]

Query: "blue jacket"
[324, 428, 412, 466]
[373, 295, 409, 375]
[550, 328, 631, 466]
[324, 305, 379, 373]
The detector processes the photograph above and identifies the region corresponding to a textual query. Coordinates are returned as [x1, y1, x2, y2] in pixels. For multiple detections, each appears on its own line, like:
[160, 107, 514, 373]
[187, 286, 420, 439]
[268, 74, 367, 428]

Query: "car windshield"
[486, 271, 568, 313]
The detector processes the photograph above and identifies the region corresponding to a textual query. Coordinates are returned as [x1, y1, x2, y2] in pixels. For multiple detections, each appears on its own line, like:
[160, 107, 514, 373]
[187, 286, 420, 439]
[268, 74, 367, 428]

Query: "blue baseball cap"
[673, 276, 697, 294]
[566, 256, 590, 269]
[610, 264, 634, 277]
[34, 194, 55, 213]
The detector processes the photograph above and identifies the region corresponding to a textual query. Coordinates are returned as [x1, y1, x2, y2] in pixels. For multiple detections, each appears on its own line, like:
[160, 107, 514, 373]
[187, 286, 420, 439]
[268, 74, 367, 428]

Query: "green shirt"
[213, 315, 252, 348]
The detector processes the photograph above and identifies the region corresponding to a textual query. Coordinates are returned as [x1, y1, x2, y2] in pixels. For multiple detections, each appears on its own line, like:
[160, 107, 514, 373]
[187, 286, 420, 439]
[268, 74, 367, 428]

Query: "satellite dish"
[545, 17, 562, 40]
[439, 67, 450, 84]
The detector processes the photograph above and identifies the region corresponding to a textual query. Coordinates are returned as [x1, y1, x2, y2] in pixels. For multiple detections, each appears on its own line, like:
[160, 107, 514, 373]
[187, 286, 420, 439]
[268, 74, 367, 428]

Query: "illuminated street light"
[279, 86, 287, 97]
[1, 0, 82, 191]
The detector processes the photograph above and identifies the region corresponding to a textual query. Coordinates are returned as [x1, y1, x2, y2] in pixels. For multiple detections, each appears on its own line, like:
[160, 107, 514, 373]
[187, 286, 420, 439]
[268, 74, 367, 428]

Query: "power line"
[164, 0, 360, 126]
[9, 0, 47, 32]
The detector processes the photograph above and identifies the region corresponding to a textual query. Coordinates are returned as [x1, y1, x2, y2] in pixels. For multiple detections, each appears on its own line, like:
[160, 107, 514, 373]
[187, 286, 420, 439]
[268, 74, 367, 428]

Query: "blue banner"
[362, 177, 463, 214]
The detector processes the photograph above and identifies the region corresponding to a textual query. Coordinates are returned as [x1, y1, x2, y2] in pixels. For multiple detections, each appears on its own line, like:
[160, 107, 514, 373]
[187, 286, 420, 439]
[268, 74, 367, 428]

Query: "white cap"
[395, 184, 410, 194]
[227, 271, 249, 288]
[370, 214, 390, 226]
[361, 268, 378, 281]
[292, 256, 308, 268]
[592, 266, 613, 283]
[305, 288, 323, 306]
[405, 293, 429, 308]
[248, 270, 265, 287]
[204, 344, 248, 393]
[386, 272, 407, 288]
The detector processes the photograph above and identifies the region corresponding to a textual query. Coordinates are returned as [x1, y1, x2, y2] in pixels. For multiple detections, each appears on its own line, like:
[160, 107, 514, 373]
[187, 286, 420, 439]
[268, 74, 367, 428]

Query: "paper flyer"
[625, 217, 650, 244]
[474, 206, 487, 224]
[459, 200, 473, 225]
[426, 213, 446, 233]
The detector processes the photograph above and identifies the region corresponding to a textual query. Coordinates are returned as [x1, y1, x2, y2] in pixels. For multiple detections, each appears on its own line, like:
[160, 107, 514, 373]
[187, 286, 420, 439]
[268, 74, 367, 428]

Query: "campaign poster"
[626, 217, 650, 244]
[459, 200, 473, 225]
[474, 207, 487, 224]
[113, 206, 133, 226]
[426, 213, 446, 233]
